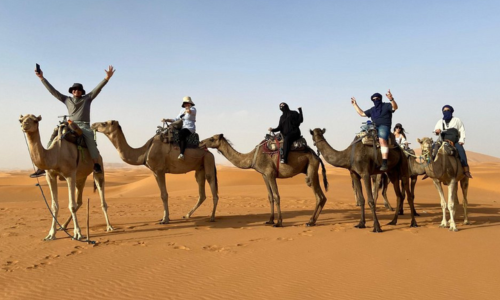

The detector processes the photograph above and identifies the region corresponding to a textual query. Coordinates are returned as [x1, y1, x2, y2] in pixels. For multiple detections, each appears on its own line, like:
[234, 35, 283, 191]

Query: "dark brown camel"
[310, 128, 417, 232]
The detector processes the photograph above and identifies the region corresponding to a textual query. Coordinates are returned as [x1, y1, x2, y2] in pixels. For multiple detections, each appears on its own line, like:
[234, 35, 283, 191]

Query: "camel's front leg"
[351, 173, 366, 229]
[460, 177, 470, 225]
[60, 178, 86, 230]
[45, 173, 59, 240]
[364, 174, 382, 232]
[184, 169, 207, 220]
[268, 177, 283, 227]
[447, 180, 459, 232]
[432, 179, 448, 228]
[94, 171, 114, 231]
[379, 174, 394, 211]
[262, 175, 275, 225]
[206, 164, 219, 222]
[409, 176, 420, 216]
[66, 175, 82, 240]
[153, 171, 169, 224]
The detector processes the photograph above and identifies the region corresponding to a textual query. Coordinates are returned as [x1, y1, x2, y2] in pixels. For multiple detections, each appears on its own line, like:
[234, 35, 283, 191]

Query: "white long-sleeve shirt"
[434, 117, 466, 144]
[173, 107, 196, 133]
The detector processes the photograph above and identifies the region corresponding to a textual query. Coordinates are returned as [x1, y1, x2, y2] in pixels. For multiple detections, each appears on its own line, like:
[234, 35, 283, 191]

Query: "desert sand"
[1, 152, 500, 299]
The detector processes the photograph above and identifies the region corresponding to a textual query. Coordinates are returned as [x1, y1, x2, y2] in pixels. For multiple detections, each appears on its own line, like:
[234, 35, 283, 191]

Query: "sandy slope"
[1, 157, 500, 299]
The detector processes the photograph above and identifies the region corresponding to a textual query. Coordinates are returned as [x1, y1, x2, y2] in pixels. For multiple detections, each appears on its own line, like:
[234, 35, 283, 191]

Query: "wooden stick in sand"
[86, 198, 90, 244]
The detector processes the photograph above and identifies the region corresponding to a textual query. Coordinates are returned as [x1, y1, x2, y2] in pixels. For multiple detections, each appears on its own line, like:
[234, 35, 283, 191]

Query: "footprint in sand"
[133, 241, 147, 247]
[66, 246, 84, 256]
[202, 245, 231, 253]
[276, 237, 294, 241]
[173, 245, 190, 251]
[299, 230, 313, 237]
[194, 227, 211, 231]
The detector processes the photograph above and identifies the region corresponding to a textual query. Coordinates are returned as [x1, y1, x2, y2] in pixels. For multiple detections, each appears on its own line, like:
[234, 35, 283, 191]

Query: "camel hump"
[157, 127, 200, 148]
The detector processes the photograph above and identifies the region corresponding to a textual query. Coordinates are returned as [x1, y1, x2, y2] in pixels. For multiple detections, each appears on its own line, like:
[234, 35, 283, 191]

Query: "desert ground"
[1, 152, 500, 299]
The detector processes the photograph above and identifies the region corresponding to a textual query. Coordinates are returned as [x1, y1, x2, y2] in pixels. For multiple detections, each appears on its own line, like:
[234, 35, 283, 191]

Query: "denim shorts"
[377, 125, 390, 141]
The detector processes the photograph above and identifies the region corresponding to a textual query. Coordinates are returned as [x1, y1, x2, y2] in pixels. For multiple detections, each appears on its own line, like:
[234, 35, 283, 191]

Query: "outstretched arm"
[88, 65, 115, 100]
[35, 68, 66, 102]
[386, 89, 398, 111]
[351, 97, 366, 117]
[298, 107, 303, 123]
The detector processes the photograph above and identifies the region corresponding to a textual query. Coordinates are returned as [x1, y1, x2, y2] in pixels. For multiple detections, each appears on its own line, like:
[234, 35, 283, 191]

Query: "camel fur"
[310, 128, 416, 232]
[91, 120, 219, 224]
[199, 134, 328, 227]
[20, 114, 113, 240]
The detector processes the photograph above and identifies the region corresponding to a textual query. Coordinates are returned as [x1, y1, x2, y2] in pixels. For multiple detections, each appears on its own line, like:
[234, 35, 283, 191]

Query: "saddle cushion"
[264, 134, 308, 152]
[158, 127, 199, 148]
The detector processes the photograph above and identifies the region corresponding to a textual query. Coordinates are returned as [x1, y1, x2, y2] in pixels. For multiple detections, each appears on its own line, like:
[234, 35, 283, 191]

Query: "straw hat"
[181, 96, 195, 107]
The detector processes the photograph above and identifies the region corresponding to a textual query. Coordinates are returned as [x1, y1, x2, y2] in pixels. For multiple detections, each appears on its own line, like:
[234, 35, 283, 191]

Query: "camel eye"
[210, 138, 214, 142]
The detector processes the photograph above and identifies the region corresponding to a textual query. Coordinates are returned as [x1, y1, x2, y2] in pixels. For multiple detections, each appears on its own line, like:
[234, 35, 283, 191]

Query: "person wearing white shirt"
[393, 123, 409, 149]
[433, 105, 472, 178]
[162, 96, 197, 160]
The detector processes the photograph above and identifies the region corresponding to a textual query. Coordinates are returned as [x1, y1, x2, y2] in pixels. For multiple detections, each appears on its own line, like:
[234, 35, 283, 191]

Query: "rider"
[162, 96, 197, 160]
[268, 103, 303, 164]
[434, 105, 472, 178]
[394, 123, 409, 149]
[351, 90, 398, 171]
[30, 65, 115, 178]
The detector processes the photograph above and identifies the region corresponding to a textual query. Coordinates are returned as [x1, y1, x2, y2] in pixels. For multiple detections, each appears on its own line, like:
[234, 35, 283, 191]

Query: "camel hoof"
[449, 227, 458, 232]
[106, 226, 115, 232]
[273, 223, 283, 228]
[372, 227, 383, 233]
[209, 218, 215, 222]
[463, 221, 470, 225]
[306, 222, 316, 227]
[159, 220, 170, 225]
[410, 222, 419, 228]
[265, 221, 275, 225]
[439, 224, 447, 228]
[354, 223, 366, 229]
[398, 211, 404, 216]
[387, 207, 395, 212]
[44, 235, 56, 241]
[414, 213, 420, 217]
[386, 221, 397, 226]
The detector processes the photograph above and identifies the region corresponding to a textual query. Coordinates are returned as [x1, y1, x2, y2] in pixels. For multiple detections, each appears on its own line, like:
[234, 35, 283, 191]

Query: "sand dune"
[1, 157, 500, 299]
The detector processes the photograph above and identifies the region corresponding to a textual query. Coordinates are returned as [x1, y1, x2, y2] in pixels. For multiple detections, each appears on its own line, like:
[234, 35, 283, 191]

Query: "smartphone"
[36, 63, 41, 74]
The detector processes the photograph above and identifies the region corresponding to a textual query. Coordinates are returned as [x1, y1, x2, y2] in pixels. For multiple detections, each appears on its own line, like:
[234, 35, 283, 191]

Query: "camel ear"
[322, 128, 326, 134]
[20, 114, 23, 119]
[417, 138, 421, 144]
[37, 115, 42, 121]
[219, 134, 224, 139]
[111, 121, 115, 125]
[309, 129, 313, 135]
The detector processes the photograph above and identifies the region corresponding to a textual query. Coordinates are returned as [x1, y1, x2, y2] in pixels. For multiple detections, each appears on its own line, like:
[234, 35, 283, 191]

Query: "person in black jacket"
[268, 103, 303, 164]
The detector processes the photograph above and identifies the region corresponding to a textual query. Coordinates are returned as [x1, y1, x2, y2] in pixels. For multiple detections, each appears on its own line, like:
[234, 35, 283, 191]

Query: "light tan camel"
[371, 150, 427, 215]
[199, 134, 328, 227]
[91, 120, 219, 223]
[417, 137, 469, 231]
[310, 128, 416, 232]
[20, 114, 113, 240]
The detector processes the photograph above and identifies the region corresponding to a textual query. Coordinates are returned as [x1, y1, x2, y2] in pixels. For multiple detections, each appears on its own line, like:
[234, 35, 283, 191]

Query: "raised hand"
[105, 65, 115, 80]
[268, 127, 273, 132]
[34, 68, 43, 79]
[386, 89, 393, 101]
[351, 97, 357, 105]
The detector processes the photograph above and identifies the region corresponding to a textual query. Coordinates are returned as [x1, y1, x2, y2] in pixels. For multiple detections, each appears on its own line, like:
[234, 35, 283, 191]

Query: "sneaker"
[380, 161, 388, 172]
[93, 163, 103, 173]
[280, 159, 285, 164]
[29, 169, 46, 178]
[178, 154, 185, 160]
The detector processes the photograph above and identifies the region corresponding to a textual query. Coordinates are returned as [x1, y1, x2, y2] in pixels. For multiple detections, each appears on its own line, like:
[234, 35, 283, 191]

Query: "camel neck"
[25, 130, 55, 170]
[315, 139, 351, 169]
[218, 139, 254, 169]
[408, 156, 427, 176]
[106, 128, 152, 165]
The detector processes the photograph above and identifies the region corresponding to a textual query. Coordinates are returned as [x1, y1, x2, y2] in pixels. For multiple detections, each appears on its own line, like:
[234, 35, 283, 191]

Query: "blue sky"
[2, 0, 499, 169]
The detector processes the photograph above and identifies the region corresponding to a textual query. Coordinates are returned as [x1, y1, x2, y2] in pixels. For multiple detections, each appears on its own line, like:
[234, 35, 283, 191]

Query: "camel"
[19, 114, 113, 240]
[417, 137, 469, 231]
[371, 149, 427, 215]
[310, 128, 417, 232]
[91, 120, 218, 224]
[198, 134, 328, 227]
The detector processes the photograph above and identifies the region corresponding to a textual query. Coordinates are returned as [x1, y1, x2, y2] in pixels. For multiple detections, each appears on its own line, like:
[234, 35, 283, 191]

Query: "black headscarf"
[370, 93, 383, 120]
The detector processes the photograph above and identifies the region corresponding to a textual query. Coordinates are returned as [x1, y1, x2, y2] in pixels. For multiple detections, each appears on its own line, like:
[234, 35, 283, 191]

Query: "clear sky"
[2, 0, 499, 170]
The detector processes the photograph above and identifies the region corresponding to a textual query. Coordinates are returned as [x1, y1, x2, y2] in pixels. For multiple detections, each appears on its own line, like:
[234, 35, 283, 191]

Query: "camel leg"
[66, 174, 82, 240]
[351, 173, 366, 229]
[60, 178, 86, 230]
[460, 177, 470, 225]
[433, 179, 448, 228]
[44, 173, 60, 240]
[409, 176, 419, 216]
[153, 171, 170, 224]
[381, 174, 394, 211]
[371, 175, 380, 206]
[387, 172, 406, 226]
[262, 175, 275, 225]
[402, 173, 418, 227]
[306, 164, 327, 226]
[94, 171, 114, 231]
[399, 179, 406, 215]
[364, 174, 382, 232]
[206, 163, 219, 222]
[352, 173, 361, 206]
[183, 169, 207, 220]
[447, 180, 459, 232]
[268, 177, 283, 227]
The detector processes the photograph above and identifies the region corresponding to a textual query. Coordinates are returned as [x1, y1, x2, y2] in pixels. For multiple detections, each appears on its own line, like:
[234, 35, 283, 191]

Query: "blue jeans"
[377, 125, 390, 141]
[455, 143, 469, 167]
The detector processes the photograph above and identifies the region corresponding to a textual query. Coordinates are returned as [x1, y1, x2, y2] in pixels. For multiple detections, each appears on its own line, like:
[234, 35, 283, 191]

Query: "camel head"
[19, 114, 42, 133]
[309, 128, 327, 144]
[417, 137, 434, 158]
[199, 134, 225, 149]
[91, 120, 121, 135]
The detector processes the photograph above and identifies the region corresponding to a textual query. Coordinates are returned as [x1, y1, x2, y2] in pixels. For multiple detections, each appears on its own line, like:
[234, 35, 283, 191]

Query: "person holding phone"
[30, 65, 115, 178]
[351, 90, 398, 171]
[161, 96, 197, 160]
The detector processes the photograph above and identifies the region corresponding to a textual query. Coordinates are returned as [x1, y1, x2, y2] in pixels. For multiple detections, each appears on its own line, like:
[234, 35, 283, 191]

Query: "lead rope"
[22, 132, 95, 243]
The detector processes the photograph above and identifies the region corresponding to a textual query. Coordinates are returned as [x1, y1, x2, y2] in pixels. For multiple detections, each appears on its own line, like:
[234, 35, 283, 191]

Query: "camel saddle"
[432, 141, 458, 159]
[355, 131, 397, 149]
[264, 133, 308, 153]
[157, 120, 200, 148]
[49, 122, 87, 148]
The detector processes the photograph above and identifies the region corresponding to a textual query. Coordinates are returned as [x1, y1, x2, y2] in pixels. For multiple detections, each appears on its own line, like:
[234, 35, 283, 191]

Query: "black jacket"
[271, 104, 303, 135]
